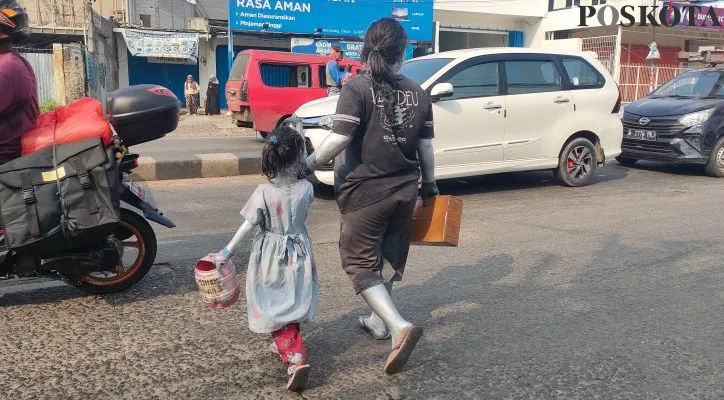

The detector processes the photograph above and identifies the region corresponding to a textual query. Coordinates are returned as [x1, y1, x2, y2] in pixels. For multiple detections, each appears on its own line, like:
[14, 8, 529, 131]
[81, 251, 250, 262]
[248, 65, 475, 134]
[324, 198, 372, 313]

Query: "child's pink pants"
[272, 323, 307, 366]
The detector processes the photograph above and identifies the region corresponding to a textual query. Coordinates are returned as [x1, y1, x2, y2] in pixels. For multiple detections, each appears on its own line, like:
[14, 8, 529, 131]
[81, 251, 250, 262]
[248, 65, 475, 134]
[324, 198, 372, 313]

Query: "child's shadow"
[302, 253, 514, 390]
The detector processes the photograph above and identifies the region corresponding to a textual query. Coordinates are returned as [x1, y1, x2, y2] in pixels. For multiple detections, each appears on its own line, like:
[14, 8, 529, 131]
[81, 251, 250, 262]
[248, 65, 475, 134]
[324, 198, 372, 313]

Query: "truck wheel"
[258, 131, 269, 139]
[615, 156, 638, 167]
[704, 137, 724, 177]
[554, 138, 598, 187]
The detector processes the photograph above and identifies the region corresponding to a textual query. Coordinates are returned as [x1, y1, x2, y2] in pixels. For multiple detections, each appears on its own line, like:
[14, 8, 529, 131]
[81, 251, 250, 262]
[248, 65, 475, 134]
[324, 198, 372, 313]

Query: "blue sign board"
[230, 0, 433, 41]
[290, 38, 414, 60]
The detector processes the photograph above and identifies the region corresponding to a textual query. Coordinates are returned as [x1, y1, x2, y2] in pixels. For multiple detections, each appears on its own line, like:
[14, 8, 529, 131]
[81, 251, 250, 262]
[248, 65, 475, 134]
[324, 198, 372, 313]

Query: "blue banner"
[230, 0, 433, 41]
[290, 38, 415, 60]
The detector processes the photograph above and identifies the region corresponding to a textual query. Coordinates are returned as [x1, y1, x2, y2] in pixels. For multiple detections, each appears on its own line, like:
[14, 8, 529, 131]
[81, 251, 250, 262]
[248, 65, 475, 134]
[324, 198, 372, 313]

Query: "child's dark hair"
[262, 125, 305, 182]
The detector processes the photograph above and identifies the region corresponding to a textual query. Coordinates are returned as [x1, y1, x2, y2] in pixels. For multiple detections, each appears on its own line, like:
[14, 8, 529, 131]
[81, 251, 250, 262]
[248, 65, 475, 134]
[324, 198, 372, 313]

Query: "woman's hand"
[419, 181, 439, 206]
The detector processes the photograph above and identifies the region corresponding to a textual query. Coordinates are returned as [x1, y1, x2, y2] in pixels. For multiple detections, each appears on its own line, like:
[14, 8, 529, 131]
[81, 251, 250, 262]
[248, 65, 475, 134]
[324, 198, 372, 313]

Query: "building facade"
[113, 0, 552, 110]
[542, 0, 724, 100]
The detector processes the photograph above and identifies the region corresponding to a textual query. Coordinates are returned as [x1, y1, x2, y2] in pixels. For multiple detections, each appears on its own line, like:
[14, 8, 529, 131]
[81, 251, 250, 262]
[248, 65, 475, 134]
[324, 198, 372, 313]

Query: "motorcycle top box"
[106, 84, 181, 147]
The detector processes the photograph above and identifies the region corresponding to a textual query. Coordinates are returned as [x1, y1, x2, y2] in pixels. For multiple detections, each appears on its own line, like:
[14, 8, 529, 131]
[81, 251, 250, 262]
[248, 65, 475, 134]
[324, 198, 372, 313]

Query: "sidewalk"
[130, 114, 267, 181]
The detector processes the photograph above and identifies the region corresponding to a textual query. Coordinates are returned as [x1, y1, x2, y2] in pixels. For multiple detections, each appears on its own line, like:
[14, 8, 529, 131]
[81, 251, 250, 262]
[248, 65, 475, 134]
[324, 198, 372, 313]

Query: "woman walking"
[205, 75, 221, 115]
[305, 18, 438, 374]
[184, 75, 199, 115]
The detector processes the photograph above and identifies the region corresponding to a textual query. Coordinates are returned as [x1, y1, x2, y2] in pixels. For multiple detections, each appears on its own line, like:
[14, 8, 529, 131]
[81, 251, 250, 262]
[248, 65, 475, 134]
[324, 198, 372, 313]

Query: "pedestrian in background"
[184, 75, 199, 115]
[213, 125, 318, 391]
[205, 75, 220, 115]
[326, 44, 350, 96]
[305, 18, 438, 374]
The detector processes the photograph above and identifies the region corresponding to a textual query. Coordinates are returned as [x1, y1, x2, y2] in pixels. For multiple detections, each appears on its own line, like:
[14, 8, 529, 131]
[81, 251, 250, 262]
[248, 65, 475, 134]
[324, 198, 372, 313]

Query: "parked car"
[618, 67, 724, 176]
[295, 48, 623, 187]
[226, 50, 361, 137]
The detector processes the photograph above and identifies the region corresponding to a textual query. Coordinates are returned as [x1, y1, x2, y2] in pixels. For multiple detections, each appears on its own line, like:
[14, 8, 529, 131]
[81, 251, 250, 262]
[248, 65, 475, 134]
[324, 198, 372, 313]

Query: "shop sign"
[120, 29, 199, 62]
[147, 57, 198, 65]
[230, 0, 433, 41]
[291, 38, 364, 59]
[291, 38, 414, 60]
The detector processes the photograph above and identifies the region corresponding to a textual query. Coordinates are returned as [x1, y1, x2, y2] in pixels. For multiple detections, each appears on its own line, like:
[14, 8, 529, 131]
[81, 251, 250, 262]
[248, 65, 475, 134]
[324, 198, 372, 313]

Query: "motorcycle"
[0, 139, 176, 295]
[0, 85, 179, 295]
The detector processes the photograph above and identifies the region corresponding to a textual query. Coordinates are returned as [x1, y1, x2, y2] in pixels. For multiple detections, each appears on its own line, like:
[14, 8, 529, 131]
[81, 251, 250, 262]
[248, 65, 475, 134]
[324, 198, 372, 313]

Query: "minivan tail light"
[612, 83, 622, 114]
[241, 80, 249, 102]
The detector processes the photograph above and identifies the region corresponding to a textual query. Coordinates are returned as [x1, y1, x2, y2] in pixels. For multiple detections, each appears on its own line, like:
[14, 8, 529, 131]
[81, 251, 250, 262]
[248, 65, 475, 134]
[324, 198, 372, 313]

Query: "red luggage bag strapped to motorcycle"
[21, 98, 113, 156]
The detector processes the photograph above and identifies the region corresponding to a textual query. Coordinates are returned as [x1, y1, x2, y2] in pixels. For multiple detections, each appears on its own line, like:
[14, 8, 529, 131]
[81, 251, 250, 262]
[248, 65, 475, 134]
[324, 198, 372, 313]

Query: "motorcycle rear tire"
[71, 209, 157, 294]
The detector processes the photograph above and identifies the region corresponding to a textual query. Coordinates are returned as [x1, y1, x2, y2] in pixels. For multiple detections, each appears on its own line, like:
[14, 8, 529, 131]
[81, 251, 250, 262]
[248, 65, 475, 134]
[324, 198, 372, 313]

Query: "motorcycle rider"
[0, 0, 37, 241]
[0, 0, 38, 166]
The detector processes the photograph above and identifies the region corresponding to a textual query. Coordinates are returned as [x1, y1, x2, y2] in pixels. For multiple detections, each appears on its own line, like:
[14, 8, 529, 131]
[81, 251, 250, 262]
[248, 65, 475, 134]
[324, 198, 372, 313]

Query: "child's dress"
[241, 179, 318, 334]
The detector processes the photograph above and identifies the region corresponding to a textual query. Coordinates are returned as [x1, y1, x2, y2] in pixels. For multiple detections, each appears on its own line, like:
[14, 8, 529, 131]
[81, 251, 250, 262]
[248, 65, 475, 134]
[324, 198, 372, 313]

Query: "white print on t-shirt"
[382, 134, 408, 144]
[369, 86, 419, 132]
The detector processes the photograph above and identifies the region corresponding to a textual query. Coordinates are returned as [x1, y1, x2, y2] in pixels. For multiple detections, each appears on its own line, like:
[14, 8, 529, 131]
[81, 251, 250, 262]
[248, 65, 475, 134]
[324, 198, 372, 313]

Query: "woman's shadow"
[301, 253, 515, 390]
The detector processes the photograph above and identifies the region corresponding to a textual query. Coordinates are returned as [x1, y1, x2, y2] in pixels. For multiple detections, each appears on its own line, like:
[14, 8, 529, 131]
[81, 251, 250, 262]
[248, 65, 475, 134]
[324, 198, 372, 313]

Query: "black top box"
[107, 84, 181, 147]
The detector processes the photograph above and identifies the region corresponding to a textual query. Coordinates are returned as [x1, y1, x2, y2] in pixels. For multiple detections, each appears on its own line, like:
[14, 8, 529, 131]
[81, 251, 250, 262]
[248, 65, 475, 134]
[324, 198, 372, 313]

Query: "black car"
[618, 67, 724, 176]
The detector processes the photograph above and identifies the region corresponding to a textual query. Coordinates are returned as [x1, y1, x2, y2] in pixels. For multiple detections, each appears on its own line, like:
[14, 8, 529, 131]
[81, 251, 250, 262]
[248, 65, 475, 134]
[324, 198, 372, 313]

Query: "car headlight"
[300, 116, 334, 130]
[319, 116, 334, 130]
[678, 109, 714, 128]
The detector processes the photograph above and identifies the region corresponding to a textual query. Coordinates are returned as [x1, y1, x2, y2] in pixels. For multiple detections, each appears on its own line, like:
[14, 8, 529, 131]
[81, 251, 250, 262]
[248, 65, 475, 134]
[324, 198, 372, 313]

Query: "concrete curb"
[130, 151, 262, 181]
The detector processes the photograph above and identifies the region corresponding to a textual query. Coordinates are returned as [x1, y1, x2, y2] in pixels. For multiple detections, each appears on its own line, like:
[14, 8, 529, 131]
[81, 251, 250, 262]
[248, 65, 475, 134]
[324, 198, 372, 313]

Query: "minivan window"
[651, 71, 724, 98]
[319, 64, 350, 88]
[561, 57, 603, 88]
[229, 54, 250, 80]
[505, 60, 562, 95]
[443, 62, 499, 100]
[260, 63, 312, 88]
[400, 58, 454, 85]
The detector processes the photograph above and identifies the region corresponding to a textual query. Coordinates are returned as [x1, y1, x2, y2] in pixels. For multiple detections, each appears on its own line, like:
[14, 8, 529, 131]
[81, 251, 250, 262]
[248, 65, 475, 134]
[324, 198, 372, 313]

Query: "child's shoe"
[286, 363, 311, 391]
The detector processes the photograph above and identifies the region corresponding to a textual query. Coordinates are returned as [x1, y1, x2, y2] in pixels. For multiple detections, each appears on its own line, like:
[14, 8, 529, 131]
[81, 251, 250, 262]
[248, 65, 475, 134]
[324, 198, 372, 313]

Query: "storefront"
[117, 27, 291, 109]
[117, 28, 202, 106]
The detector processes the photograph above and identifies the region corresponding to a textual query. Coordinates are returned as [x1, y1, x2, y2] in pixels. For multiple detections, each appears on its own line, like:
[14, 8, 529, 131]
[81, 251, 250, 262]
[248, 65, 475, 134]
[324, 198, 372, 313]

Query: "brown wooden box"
[411, 195, 463, 246]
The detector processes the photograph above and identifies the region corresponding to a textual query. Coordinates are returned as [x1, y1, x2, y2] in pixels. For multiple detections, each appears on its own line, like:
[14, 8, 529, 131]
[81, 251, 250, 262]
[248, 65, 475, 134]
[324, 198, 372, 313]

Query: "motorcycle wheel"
[71, 208, 157, 294]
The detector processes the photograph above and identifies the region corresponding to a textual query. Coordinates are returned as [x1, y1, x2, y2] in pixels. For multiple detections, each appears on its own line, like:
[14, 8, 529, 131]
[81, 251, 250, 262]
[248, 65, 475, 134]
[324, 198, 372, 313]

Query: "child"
[214, 125, 318, 391]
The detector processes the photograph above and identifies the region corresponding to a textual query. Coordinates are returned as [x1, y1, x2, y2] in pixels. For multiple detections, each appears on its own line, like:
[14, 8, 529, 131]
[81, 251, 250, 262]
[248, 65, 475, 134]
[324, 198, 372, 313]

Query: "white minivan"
[295, 48, 623, 187]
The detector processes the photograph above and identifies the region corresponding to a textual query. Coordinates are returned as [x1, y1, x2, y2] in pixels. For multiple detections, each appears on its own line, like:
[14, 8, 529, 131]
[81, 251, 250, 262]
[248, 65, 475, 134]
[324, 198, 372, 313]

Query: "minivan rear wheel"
[704, 136, 724, 177]
[555, 138, 598, 187]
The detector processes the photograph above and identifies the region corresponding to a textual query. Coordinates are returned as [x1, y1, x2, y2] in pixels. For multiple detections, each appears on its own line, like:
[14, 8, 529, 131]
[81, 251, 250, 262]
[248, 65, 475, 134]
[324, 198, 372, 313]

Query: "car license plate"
[626, 129, 657, 141]
[128, 181, 145, 201]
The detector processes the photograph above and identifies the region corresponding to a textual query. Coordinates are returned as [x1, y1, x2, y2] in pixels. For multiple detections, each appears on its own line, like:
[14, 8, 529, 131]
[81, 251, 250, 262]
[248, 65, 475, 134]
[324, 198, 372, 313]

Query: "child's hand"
[214, 249, 232, 279]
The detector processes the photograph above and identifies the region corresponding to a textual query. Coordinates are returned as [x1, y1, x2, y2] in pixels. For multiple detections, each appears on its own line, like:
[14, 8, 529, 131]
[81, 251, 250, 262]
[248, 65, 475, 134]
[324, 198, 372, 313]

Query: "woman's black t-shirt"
[332, 74, 435, 214]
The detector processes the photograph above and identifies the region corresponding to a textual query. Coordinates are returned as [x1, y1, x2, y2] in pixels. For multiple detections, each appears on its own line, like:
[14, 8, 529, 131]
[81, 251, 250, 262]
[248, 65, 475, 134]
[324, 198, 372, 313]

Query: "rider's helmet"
[0, 0, 30, 44]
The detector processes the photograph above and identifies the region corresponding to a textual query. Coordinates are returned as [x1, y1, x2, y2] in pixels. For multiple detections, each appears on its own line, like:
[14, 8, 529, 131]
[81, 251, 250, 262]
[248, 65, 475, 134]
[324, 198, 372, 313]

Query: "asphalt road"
[1, 161, 722, 399]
